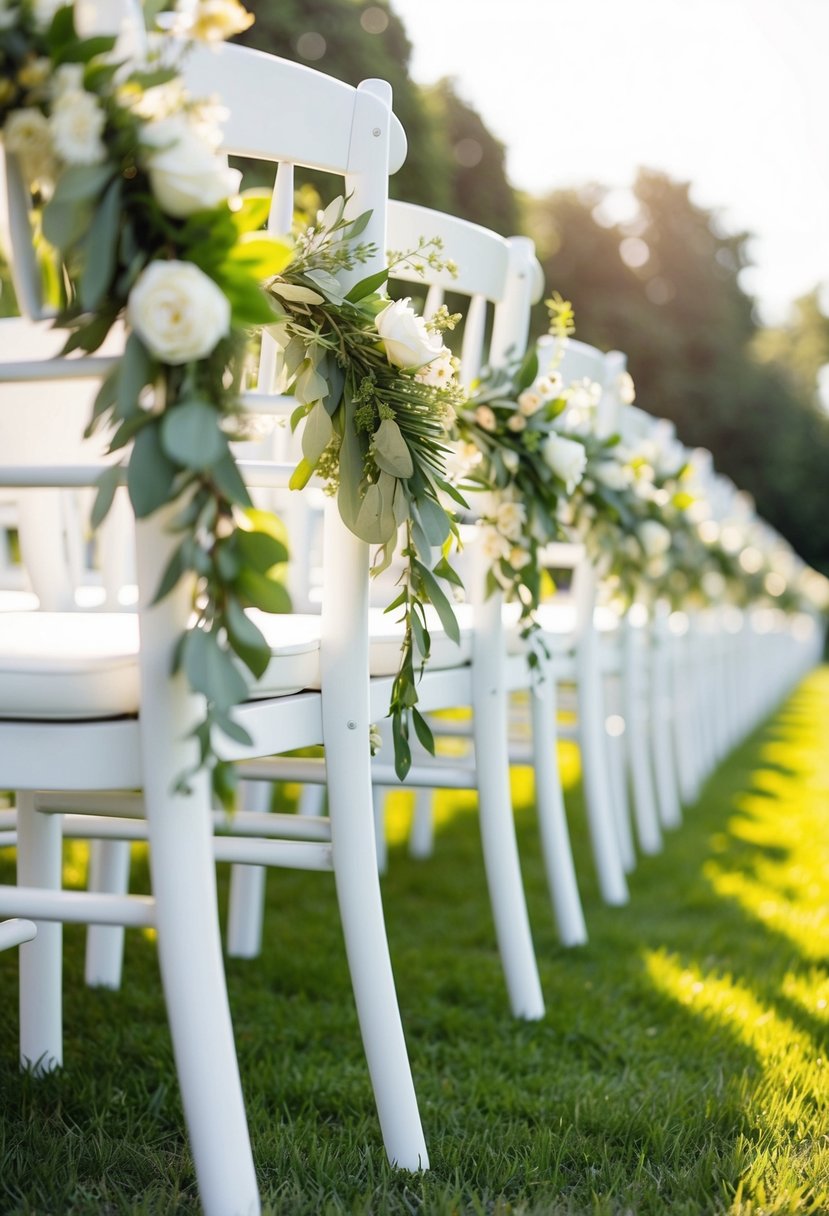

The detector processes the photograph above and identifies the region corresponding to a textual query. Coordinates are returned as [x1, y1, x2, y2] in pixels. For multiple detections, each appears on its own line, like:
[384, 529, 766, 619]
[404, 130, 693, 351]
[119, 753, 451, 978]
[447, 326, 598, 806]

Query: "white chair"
[222, 206, 581, 1006]
[0, 38, 429, 1213]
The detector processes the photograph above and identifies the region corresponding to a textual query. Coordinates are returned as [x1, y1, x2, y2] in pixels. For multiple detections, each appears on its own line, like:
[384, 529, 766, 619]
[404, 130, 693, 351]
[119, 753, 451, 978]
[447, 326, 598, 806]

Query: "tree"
[526, 169, 829, 573]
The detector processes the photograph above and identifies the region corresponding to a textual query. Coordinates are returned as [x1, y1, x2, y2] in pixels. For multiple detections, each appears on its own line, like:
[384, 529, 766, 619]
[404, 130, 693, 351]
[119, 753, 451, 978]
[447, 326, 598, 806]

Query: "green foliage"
[526, 169, 829, 574]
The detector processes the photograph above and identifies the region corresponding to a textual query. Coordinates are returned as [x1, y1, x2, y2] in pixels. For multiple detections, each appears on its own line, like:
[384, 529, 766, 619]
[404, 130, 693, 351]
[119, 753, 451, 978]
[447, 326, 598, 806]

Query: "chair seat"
[0, 608, 472, 720]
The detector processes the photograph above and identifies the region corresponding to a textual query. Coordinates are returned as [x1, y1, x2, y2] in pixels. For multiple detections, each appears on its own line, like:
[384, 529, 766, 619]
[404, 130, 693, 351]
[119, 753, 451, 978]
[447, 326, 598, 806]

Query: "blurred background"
[234, 0, 829, 579]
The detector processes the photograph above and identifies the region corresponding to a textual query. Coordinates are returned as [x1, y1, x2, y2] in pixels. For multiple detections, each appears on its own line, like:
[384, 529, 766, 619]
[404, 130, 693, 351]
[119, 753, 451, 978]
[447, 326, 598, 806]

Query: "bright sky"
[389, 0, 829, 325]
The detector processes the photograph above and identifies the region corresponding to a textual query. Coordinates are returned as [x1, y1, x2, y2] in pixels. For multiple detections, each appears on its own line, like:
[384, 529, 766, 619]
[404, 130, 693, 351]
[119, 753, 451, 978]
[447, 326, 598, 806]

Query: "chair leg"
[574, 659, 629, 907]
[146, 778, 260, 1216]
[622, 623, 662, 856]
[472, 598, 545, 1020]
[530, 671, 587, 947]
[16, 791, 63, 1073]
[226, 780, 271, 960]
[372, 785, 388, 874]
[327, 746, 429, 1168]
[85, 839, 130, 989]
[408, 787, 435, 859]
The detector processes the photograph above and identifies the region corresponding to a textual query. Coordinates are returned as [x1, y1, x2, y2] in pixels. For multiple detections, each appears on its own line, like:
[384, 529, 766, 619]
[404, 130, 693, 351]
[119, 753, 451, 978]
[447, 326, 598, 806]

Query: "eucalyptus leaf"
[413, 494, 451, 546]
[304, 268, 345, 304]
[211, 453, 252, 507]
[116, 333, 152, 419]
[413, 560, 461, 644]
[80, 177, 121, 310]
[372, 418, 413, 478]
[392, 722, 411, 781]
[161, 401, 228, 471]
[89, 464, 121, 530]
[235, 529, 288, 573]
[225, 597, 271, 679]
[127, 423, 177, 519]
[234, 568, 291, 614]
[411, 708, 435, 755]
[49, 163, 114, 206]
[345, 267, 388, 303]
[354, 482, 386, 544]
[182, 627, 250, 712]
[269, 282, 325, 305]
[336, 395, 365, 534]
[299, 401, 332, 466]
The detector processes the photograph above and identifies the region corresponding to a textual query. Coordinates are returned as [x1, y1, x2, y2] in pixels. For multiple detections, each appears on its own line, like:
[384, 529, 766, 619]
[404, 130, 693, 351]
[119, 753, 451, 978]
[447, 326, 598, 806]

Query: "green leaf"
[49, 162, 114, 206]
[345, 267, 388, 302]
[392, 715, 411, 781]
[301, 400, 334, 466]
[230, 190, 272, 235]
[182, 627, 249, 712]
[85, 363, 120, 436]
[411, 708, 435, 755]
[336, 394, 366, 534]
[354, 482, 386, 544]
[54, 33, 118, 64]
[235, 529, 288, 573]
[80, 177, 122, 311]
[116, 333, 152, 418]
[214, 714, 254, 748]
[343, 210, 372, 241]
[41, 198, 94, 253]
[151, 540, 188, 604]
[212, 760, 239, 814]
[433, 555, 465, 589]
[219, 273, 280, 326]
[125, 66, 178, 91]
[516, 348, 539, 392]
[46, 4, 77, 52]
[413, 560, 461, 644]
[160, 401, 228, 471]
[89, 464, 121, 530]
[372, 418, 413, 478]
[413, 495, 451, 547]
[304, 268, 345, 304]
[234, 568, 291, 614]
[210, 453, 252, 507]
[226, 234, 293, 279]
[127, 423, 178, 518]
[225, 597, 271, 679]
[410, 610, 429, 659]
[289, 458, 314, 491]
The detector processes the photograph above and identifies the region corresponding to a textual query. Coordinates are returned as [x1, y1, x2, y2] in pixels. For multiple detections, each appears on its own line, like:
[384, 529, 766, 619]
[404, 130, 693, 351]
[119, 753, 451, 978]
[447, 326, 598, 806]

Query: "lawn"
[0, 668, 827, 1215]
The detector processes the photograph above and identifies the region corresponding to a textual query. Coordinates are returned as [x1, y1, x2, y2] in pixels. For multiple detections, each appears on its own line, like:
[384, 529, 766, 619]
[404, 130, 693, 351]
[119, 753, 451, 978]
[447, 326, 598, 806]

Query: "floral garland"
[0, 0, 464, 799]
[261, 199, 466, 779]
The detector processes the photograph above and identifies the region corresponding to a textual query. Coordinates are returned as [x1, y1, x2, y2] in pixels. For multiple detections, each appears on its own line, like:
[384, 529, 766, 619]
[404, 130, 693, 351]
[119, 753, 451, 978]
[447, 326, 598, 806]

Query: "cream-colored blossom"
[51, 63, 85, 97]
[508, 546, 532, 570]
[517, 389, 543, 416]
[506, 412, 526, 433]
[495, 500, 526, 542]
[141, 114, 240, 216]
[127, 259, 231, 364]
[502, 448, 519, 474]
[49, 88, 107, 165]
[542, 432, 588, 493]
[567, 376, 602, 410]
[3, 107, 54, 184]
[174, 0, 254, 42]
[473, 404, 497, 433]
[639, 519, 672, 559]
[534, 372, 562, 400]
[375, 297, 444, 370]
[479, 525, 511, 563]
[18, 56, 51, 91]
[616, 370, 636, 405]
[415, 345, 456, 388]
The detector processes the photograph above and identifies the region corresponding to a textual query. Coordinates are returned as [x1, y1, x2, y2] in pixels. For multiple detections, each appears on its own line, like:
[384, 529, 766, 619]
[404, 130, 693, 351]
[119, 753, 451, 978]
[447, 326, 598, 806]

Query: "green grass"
[1, 669, 828, 1215]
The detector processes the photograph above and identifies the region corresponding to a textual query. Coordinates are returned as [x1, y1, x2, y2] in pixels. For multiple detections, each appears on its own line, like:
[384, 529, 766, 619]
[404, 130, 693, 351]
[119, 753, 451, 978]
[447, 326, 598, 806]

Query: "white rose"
[506, 412, 526, 433]
[49, 89, 107, 165]
[3, 107, 54, 184]
[51, 64, 85, 97]
[473, 404, 497, 433]
[639, 519, 672, 559]
[594, 460, 632, 492]
[141, 114, 240, 217]
[127, 260, 231, 364]
[375, 297, 444, 371]
[479, 525, 511, 563]
[543, 432, 588, 493]
[517, 389, 543, 416]
[495, 500, 526, 542]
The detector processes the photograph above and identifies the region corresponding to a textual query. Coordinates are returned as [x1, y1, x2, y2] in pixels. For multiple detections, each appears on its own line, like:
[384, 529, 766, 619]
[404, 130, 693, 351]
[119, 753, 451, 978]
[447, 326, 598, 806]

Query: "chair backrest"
[0, 41, 402, 795]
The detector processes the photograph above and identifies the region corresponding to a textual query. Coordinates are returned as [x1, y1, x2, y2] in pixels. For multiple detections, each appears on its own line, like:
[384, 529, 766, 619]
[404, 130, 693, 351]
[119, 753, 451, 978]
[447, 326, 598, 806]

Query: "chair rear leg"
[85, 838, 130, 988]
[530, 671, 587, 947]
[16, 791, 63, 1073]
[226, 779, 271, 960]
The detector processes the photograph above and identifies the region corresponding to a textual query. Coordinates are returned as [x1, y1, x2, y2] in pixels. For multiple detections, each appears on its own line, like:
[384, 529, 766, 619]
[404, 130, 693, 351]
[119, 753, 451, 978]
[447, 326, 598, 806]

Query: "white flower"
[31, 0, 62, 26]
[594, 460, 632, 492]
[639, 519, 672, 559]
[509, 546, 531, 570]
[473, 404, 497, 433]
[617, 370, 636, 405]
[415, 345, 456, 388]
[567, 377, 602, 410]
[127, 260, 231, 364]
[49, 89, 107, 165]
[444, 440, 481, 482]
[502, 448, 520, 474]
[506, 412, 526, 433]
[375, 297, 444, 371]
[517, 389, 543, 416]
[534, 373, 562, 400]
[542, 432, 588, 493]
[51, 64, 85, 97]
[479, 525, 511, 563]
[495, 500, 526, 542]
[141, 114, 240, 217]
[0, 0, 18, 31]
[3, 107, 54, 183]
[173, 0, 254, 42]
